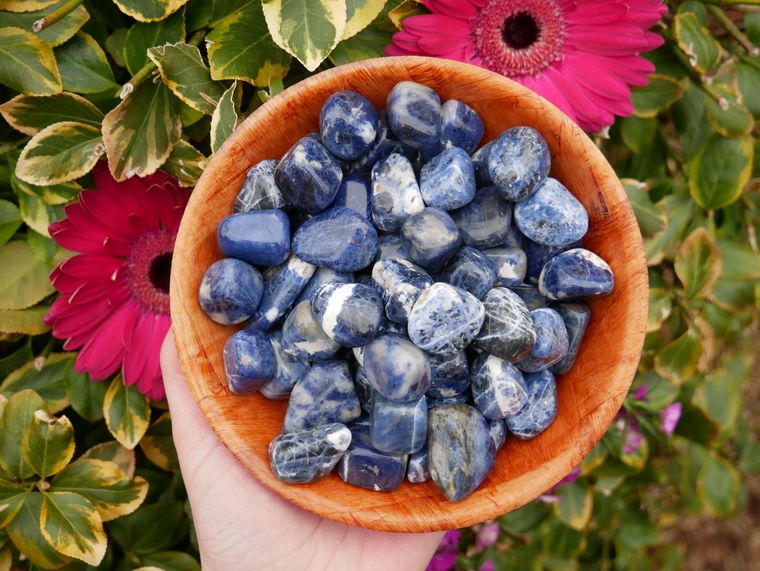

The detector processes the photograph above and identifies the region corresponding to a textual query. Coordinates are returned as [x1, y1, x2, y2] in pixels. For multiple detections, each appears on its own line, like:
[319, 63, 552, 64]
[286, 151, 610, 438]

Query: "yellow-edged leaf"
[0, 0, 57, 11]
[0, 241, 55, 311]
[140, 412, 179, 471]
[5, 493, 71, 569]
[22, 410, 75, 478]
[0, 306, 50, 335]
[162, 139, 207, 187]
[0, 27, 61, 95]
[1, 353, 71, 414]
[0, 478, 29, 527]
[103, 376, 150, 450]
[39, 491, 106, 566]
[553, 482, 593, 531]
[655, 330, 703, 385]
[0, 389, 46, 480]
[0, 1, 89, 47]
[647, 288, 672, 333]
[124, 8, 186, 75]
[674, 227, 722, 299]
[632, 74, 687, 118]
[54, 31, 117, 94]
[113, 0, 188, 22]
[674, 12, 722, 73]
[210, 80, 241, 153]
[0, 547, 10, 571]
[688, 135, 753, 210]
[343, 0, 386, 39]
[81, 441, 135, 479]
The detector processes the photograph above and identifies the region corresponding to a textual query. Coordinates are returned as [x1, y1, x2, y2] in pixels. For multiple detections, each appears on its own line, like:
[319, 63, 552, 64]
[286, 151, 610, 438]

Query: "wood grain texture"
[170, 57, 649, 532]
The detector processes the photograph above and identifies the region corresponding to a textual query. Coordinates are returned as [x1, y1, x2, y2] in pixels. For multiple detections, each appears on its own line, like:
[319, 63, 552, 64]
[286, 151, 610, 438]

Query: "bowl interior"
[170, 56, 648, 532]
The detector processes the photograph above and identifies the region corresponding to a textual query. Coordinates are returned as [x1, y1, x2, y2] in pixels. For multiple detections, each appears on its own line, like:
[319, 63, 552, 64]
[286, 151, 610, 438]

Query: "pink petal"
[423, 0, 478, 19]
[403, 14, 472, 37]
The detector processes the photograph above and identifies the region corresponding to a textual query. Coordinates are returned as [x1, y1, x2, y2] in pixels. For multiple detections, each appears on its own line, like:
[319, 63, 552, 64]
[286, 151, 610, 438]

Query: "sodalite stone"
[292, 207, 378, 272]
[275, 136, 342, 213]
[419, 147, 476, 210]
[371, 153, 425, 232]
[489, 420, 508, 452]
[428, 404, 496, 501]
[338, 420, 408, 492]
[525, 239, 581, 284]
[478, 126, 551, 201]
[428, 392, 471, 408]
[450, 187, 512, 249]
[260, 332, 309, 400]
[408, 283, 485, 354]
[470, 353, 529, 420]
[509, 283, 549, 310]
[283, 361, 361, 432]
[234, 160, 288, 212]
[247, 254, 316, 331]
[506, 370, 557, 439]
[516, 308, 569, 373]
[295, 267, 353, 304]
[483, 247, 527, 287]
[376, 234, 409, 261]
[310, 283, 383, 347]
[551, 303, 591, 375]
[269, 423, 351, 483]
[199, 258, 263, 325]
[281, 300, 340, 361]
[223, 330, 275, 394]
[400, 208, 461, 271]
[320, 90, 378, 160]
[387, 81, 442, 152]
[514, 178, 588, 247]
[354, 366, 374, 414]
[370, 393, 427, 454]
[363, 334, 430, 402]
[538, 248, 615, 300]
[441, 99, 484, 154]
[475, 287, 535, 362]
[503, 222, 526, 249]
[439, 246, 498, 299]
[471, 140, 494, 187]
[332, 174, 371, 219]
[407, 445, 430, 483]
[217, 210, 290, 267]
[344, 112, 408, 175]
[428, 350, 469, 398]
[372, 257, 433, 324]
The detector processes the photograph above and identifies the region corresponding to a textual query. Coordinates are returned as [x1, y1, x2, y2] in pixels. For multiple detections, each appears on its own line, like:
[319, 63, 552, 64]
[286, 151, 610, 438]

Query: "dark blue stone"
[247, 254, 316, 331]
[292, 207, 378, 272]
[387, 81, 442, 152]
[311, 283, 383, 347]
[483, 246, 527, 287]
[354, 366, 375, 414]
[332, 174, 371, 219]
[199, 258, 263, 325]
[503, 221, 526, 249]
[441, 99, 484, 154]
[538, 248, 615, 300]
[551, 303, 591, 375]
[363, 333, 430, 402]
[370, 153, 425, 232]
[439, 246, 498, 299]
[428, 392, 471, 408]
[375, 234, 409, 261]
[506, 370, 557, 439]
[217, 210, 290, 267]
[274, 136, 342, 213]
[284, 361, 361, 432]
[471, 140, 494, 187]
[514, 178, 588, 247]
[371, 257, 433, 324]
[223, 329, 275, 395]
[489, 419, 508, 452]
[427, 350, 469, 398]
[338, 420, 408, 492]
[419, 147, 476, 210]
[269, 423, 351, 483]
[343, 112, 408, 175]
[281, 300, 340, 361]
[234, 160, 287, 212]
[516, 308, 569, 373]
[320, 90, 378, 160]
[295, 267, 354, 304]
[400, 207, 461, 271]
[450, 187, 512, 249]
[408, 283, 485, 354]
[474, 287, 535, 362]
[428, 404, 496, 501]
[525, 239, 582, 284]
[470, 353, 529, 419]
[260, 331, 309, 400]
[509, 283, 549, 310]
[407, 445, 430, 483]
[370, 393, 427, 454]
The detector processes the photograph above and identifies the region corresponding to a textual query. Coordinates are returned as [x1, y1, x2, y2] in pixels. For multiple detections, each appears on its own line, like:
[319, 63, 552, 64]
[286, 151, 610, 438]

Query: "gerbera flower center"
[126, 229, 176, 314]
[472, 0, 566, 77]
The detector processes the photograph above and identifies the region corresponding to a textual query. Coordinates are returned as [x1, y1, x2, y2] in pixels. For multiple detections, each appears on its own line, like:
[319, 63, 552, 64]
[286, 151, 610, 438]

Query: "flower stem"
[708, 5, 760, 56]
[32, 0, 84, 32]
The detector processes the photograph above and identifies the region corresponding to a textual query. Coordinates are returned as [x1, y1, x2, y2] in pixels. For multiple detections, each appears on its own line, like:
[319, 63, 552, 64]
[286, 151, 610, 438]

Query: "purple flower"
[634, 385, 649, 400]
[475, 522, 500, 551]
[660, 402, 683, 437]
[623, 418, 645, 454]
[479, 561, 495, 571]
[439, 529, 461, 550]
[536, 466, 582, 502]
[426, 551, 457, 571]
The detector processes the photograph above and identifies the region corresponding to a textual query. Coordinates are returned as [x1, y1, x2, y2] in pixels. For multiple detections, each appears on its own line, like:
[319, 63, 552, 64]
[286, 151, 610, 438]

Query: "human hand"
[161, 332, 444, 571]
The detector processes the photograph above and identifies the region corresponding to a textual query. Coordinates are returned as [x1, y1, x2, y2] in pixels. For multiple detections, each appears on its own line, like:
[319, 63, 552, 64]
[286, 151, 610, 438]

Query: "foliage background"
[0, 0, 758, 569]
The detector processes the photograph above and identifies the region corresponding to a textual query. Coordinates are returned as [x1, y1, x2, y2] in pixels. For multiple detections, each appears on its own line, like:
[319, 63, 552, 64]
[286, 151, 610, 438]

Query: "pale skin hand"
[161, 332, 443, 571]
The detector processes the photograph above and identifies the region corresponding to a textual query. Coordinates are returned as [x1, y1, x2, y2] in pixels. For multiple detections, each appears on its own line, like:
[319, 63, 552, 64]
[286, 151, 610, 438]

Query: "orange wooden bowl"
[170, 56, 648, 533]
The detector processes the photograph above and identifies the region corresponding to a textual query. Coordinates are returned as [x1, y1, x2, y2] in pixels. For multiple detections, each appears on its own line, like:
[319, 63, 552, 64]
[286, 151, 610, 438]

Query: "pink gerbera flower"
[387, 0, 667, 132]
[45, 164, 188, 400]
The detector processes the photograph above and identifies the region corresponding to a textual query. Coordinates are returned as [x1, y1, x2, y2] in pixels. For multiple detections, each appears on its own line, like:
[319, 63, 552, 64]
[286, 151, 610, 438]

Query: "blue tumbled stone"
[400, 207, 461, 271]
[441, 99, 484, 154]
[471, 353, 529, 420]
[419, 147, 476, 210]
[217, 210, 290, 267]
[371, 257, 433, 324]
[370, 393, 427, 454]
[259, 331, 309, 400]
[387, 81, 442, 152]
[311, 283, 383, 347]
[275, 136, 343, 213]
[408, 283, 485, 354]
[428, 404, 496, 501]
[428, 392, 471, 408]
[332, 174, 371, 219]
[344, 112, 409, 175]
[199, 258, 263, 325]
[503, 221, 526, 249]
[514, 178, 588, 247]
[223, 329, 275, 394]
[247, 254, 316, 331]
[363, 333, 430, 402]
[284, 361, 361, 432]
[428, 350, 469, 398]
[292, 207, 378, 272]
[506, 370, 557, 439]
[339, 421, 408, 492]
[269, 423, 351, 483]
[489, 419, 508, 452]
[234, 160, 288, 212]
[354, 366, 375, 414]
[320, 90, 378, 160]
[439, 246, 498, 299]
[450, 187, 512, 249]
[509, 283, 549, 311]
[370, 153, 425, 233]
[551, 303, 591, 375]
[516, 308, 569, 373]
[474, 287, 535, 362]
[407, 445, 430, 483]
[295, 267, 354, 304]
[281, 299, 340, 361]
[472, 140, 494, 187]
[538, 248, 615, 300]
[375, 234, 409, 261]
[525, 239, 582, 284]
[483, 246, 527, 287]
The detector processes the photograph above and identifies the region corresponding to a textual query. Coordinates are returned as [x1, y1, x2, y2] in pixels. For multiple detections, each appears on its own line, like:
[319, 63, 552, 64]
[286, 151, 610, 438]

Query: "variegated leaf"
[40, 491, 106, 566]
[210, 80, 241, 153]
[22, 410, 75, 478]
[0, 1, 89, 46]
[0, 27, 61, 95]
[0, 478, 29, 527]
[140, 412, 179, 471]
[81, 442, 136, 478]
[124, 8, 186, 75]
[162, 139, 207, 187]
[0, 92, 102, 136]
[5, 493, 71, 569]
[0, 241, 55, 311]
[103, 376, 151, 450]
[0, 390, 46, 480]
[343, 0, 386, 39]
[0, 200, 21, 246]
[674, 227, 722, 300]
[15, 192, 65, 237]
[54, 32, 117, 94]
[113, 0, 188, 22]
[0, 0, 57, 11]
[1, 353, 70, 413]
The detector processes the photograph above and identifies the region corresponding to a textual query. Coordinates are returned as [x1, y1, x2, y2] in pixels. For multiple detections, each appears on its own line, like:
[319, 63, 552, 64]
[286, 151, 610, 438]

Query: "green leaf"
[388, 0, 424, 29]
[141, 551, 201, 571]
[9, 155, 80, 206]
[671, 81, 714, 157]
[620, 116, 657, 154]
[105, 27, 128, 68]
[63, 366, 107, 422]
[15, 191, 65, 236]
[210, 80, 241, 153]
[108, 501, 185, 555]
[162, 139, 207, 187]
[746, 13, 760, 45]
[715, 238, 760, 280]
[262, 0, 346, 72]
[102, 76, 181, 181]
[553, 482, 593, 531]
[0, 0, 57, 11]
[697, 454, 740, 516]
[737, 63, 760, 119]
[0, 478, 29, 527]
[0, 306, 48, 336]
[0, 340, 33, 380]
[674, 12, 721, 73]
[103, 376, 151, 450]
[27, 230, 59, 264]
[81, 442, 135, 478]
[113, 0, 188, 22]
[693, 368, 741, 436]
[0, 27, 62, 95]
[622, 179, 665, 237]
[688, 135, 753, 210]
[185, 0, 212, 31]
[1, 353, 71, 413]
[0, 241, 55, 311]
[206, 0, 291, 87]
[631, 74, 686, 118]
[677, 0, 708, 24]
[5, 493, 71, 569]
[329, 9, 393, 65]
[647, 288, 672, 333]
[540, 522, 586, 560]
[704, 85, 755, 137]
[342, 0, 386, 40]
[22, 410, 74, 478]
[710, 278, 755, 313]
[654, 330, 703, 385]
[0, 92, 103, 137]
[0, 1, 89, 47]
[674, 227, 722, 299]
[124, 9, 186, 75]
[39, 491, 106, 566]
[148, 42, 225, 115]
[139, 412, 179, 471]
[55, 32, 117, 94]
[51, 459, 148, 522]
[0, 200, 22, 246]
[0, 389, 46, 480]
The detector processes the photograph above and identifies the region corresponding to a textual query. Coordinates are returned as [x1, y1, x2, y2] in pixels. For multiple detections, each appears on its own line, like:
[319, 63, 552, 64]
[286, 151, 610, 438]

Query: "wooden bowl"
[170, 56, 648, 532]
